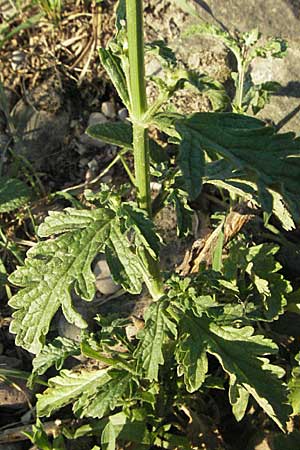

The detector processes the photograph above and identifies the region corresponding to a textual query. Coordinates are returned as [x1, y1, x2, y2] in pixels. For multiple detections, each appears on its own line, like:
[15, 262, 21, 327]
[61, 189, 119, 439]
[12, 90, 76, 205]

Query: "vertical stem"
[126, 0, 151, 215]
[125, 0, 163, 299]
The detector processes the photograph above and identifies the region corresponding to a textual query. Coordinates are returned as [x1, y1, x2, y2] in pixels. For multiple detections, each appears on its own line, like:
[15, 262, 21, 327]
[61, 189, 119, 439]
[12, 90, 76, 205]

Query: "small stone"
[79, 157, 89, 167]
[11, 50, 26, 71]
[85, 168, 94, 183]
[79, 112, 108, 149]
[87, 158, 98, 171]
[101, 175, 112, 184]
[101, 101, 116, 119]
[75, 141, 87, 155]
[150, 181, 162, 191]
[118, 107, 129, 121]
[94, 255, 121, 295]
[88, 112, 107, 126]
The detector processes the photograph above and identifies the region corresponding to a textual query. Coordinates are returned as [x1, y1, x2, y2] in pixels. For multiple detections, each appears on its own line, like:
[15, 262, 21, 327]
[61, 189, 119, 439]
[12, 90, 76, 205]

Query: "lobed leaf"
[223, 242, 291, 321]
[119, 202, 161, 258]
[135, 299, 177, 381]
[37, 367, 111, 417]
[31, 337, 80, 378]
[99, 48, 130, 110]
[172, 112, 300, 224]
[8, 208, 114, 354]
[87, 121, 168, 163]
[175, 314, 291, 429]
[75, 372, 131, 418]
[107, 221, 143, 294]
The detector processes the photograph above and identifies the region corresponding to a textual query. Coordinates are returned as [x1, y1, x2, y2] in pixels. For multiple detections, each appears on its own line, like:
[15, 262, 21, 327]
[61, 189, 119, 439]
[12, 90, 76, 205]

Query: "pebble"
[87, 158, 98, 171]
[101, 101, 116, 119]
[75, 141, 87, 155]
[58, 315, 81, 342]
[94, 255, 121, 295]
[101, 175, 112, 184]
[88, 112, 107, 126]
[79, 112, 108, 149]
[85, 168, 95, 183]
[145, 57, 163, 77]
[11, 50, 26, 71]
[118, 107, 129, 121]
[79, 157, 89, 167]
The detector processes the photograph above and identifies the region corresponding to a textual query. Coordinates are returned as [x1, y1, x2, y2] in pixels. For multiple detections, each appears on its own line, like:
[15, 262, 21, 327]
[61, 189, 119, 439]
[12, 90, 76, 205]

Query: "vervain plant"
[6, 0, 300, 447]
[184, 21, 286, 114]
[176, 0, 287, 114]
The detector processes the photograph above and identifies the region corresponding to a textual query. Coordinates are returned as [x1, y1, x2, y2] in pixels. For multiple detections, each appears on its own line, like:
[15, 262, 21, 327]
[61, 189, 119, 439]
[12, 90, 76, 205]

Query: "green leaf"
[253, 37, 287, 59]
[37, 367, 112, 417]
[242, 28, 260, 47]
[167, 188, 193, 237]
[222, 242, 291, 321]
[31, 337, 80, 378]
[183, 23, 241, 62]
[107, 221, 143, 294]
[175, 314, 291, 429]
[119, 202, 161, 258]
[99, 48, 130, 109]
[244, 244, 291, 320]
[8, 208, 114, 354]
[175, 315, 208, 392]
[272, 430, 300, 450]
[176, 120, 205, 200]
[174, 112, 300, 221]
[288, 352, 300, 415]
[0, 177, 31, 213]
[23, 419, 55, 450]
[75, 371, 131, 418]
[135, 299, 177, 380]
[87, 121, 168, 163]
[87, 121, 132, 148]
[271, 190, 295, 231]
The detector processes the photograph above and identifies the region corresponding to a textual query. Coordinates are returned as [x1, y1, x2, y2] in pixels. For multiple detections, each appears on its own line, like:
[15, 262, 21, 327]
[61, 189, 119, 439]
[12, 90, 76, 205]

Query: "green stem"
[126, 0, 164, 299]
[126, 0, 151, 215]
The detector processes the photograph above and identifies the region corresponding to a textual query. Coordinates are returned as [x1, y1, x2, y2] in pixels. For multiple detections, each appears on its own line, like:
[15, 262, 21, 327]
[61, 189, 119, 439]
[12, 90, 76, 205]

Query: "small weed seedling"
[6, 0, 300, 448]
